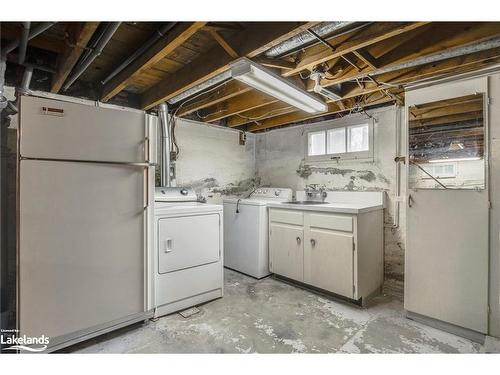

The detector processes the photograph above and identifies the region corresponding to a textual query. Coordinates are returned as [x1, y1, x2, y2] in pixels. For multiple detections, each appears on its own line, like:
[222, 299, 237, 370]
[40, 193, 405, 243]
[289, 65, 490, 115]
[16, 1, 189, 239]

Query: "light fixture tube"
[230, 58, 327, 114]
[428, 157, 481, 163]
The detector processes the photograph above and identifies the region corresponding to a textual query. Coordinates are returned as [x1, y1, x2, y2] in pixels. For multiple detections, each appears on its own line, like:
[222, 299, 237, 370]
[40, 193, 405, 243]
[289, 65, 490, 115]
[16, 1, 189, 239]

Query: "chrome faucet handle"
[305, 183, 320, 191]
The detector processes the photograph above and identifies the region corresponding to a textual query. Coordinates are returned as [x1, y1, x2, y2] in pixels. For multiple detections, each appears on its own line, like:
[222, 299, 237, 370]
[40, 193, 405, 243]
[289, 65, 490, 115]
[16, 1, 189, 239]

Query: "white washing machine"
[154, 187, 223, 318]
[223, 188, 293, 279]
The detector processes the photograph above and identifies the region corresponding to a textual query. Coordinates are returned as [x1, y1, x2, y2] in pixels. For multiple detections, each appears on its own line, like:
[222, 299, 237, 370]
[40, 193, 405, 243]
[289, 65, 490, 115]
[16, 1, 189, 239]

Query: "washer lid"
[223, 198, 271, 206]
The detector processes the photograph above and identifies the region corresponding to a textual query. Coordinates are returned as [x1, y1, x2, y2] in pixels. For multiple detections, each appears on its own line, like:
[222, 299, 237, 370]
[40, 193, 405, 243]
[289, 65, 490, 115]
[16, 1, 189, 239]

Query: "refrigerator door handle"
[20, 156, 156, 168]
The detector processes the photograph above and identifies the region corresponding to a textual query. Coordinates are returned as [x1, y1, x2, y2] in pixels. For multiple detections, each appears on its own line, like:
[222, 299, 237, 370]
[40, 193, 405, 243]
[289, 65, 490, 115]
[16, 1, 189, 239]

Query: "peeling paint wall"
[169, 118, 258, 203]
[255, 107, 406, 290]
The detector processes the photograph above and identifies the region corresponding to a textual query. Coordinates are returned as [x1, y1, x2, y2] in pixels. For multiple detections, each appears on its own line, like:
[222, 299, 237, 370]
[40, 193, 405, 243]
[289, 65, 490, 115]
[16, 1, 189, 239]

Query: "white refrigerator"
[17, 95, 156, 351]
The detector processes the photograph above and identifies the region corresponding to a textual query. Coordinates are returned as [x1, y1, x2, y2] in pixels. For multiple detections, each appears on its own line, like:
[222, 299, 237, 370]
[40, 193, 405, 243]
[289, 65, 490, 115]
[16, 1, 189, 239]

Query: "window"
[347, 124, 369, 152]
[307, 122, 371, 159]
[308, 131, 326, 156]
[327, 128, 346, 154]
[421, 163, 456, 179]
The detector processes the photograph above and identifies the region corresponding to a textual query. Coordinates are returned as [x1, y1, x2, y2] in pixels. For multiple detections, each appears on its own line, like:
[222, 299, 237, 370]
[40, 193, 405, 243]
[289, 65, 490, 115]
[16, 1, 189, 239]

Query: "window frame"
[304, 117, 374, 162]
[421, 162, 457, 180]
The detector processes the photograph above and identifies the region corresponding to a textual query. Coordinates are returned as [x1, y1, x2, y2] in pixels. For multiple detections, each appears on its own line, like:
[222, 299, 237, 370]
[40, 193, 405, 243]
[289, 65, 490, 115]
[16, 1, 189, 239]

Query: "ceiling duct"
[264, 21, 356, 58]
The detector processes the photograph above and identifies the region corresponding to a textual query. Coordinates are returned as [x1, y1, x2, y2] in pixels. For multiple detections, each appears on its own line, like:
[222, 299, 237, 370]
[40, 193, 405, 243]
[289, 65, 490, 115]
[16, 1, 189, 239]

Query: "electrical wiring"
[235, 106, 293, 121]
[165, 79, 232, 158]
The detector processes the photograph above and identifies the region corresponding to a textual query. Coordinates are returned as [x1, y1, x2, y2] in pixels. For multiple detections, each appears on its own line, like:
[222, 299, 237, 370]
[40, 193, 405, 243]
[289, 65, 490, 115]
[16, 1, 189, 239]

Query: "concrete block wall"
[170, 118, 258, 203]
[254, 107, 406, 291]
[162, 108, 406, 294]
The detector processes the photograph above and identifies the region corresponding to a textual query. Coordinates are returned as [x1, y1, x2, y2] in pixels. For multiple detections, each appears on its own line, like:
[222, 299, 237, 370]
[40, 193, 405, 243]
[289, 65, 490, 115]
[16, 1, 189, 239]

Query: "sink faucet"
[305, 184, 327, 201]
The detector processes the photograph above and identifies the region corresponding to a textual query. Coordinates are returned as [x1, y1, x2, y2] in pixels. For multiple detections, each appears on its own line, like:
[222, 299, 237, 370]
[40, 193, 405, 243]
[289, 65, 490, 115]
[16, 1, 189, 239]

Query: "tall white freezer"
[17, 95, 156, 351]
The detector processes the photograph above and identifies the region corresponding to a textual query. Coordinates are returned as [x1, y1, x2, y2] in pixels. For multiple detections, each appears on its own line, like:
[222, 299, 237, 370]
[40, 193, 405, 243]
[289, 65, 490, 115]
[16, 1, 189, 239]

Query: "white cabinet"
[269, 223, 304, 282]
[269, 208, 383, 304]
[305, 229, 354, 298]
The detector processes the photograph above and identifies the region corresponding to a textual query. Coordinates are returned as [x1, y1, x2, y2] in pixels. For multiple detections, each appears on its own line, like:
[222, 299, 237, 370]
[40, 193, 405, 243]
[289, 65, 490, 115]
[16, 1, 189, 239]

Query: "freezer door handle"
[164, 238, 173, 253]
[143, 167, 149, 209]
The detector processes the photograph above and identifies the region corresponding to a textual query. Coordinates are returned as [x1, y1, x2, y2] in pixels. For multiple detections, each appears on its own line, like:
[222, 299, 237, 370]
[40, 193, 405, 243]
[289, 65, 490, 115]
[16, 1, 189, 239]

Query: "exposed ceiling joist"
[254, 57, 296, 70]
[51, 22, 100, 93]
[283, 22, 429, 77]
[352, 49, 378, 69]
[248, 91, 398, 132]
[176, 80, 251, 116]
[202, 90, 278, 122]
[226, 102, 295, 128]
[101, 22, 206, 102]
[314, 22, 500, 90]
[140, 22, 318, 110]
[207, 29, 239, 58]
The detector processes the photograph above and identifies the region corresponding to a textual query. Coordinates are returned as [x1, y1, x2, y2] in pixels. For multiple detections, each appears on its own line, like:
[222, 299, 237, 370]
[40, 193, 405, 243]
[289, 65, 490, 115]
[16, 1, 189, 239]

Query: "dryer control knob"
[180, 188, 188, 195]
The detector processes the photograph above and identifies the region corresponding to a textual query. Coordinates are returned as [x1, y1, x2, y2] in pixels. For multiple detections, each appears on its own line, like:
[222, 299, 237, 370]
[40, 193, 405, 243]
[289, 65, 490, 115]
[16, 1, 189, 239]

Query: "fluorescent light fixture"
[230, 58, 327, 114]
[429, 157, 481, 163]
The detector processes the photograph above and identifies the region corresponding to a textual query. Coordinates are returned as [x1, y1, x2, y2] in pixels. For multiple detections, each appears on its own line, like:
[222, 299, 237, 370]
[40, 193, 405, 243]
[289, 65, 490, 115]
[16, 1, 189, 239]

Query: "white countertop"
[266, 201, 384, 214]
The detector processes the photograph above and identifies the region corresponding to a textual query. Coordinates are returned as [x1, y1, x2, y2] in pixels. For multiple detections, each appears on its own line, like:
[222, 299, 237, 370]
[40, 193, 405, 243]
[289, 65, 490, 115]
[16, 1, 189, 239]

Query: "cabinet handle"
[296, 237, 301, 245]
[310, 239, 316, 247]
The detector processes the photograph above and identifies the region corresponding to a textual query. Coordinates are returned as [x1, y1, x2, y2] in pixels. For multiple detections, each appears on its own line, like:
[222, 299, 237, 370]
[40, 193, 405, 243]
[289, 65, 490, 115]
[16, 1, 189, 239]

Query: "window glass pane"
[408, 94, 485, 190]
[348, 124, 369, 152]
[308, 131, 326, 156]
[327, 127, 346, 154]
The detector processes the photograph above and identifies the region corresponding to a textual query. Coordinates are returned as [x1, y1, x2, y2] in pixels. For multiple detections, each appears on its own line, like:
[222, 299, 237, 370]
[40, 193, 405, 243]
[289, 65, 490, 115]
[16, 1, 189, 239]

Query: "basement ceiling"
[2, 21, 500, 131]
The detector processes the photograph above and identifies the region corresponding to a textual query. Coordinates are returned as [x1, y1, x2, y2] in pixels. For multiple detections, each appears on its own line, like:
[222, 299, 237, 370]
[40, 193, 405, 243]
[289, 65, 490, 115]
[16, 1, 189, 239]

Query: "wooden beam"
[409, 101, 483, 121]
[254, 57, 296, 70]
[284, 22, 428, 77]
[313, 22, 500, 90]
[226, 102, 295, 128]
[176, 80, 251, 116]
[248, 91, 397, 132]
[207, 29, 239, 58]
[140, 22, 318, 110]
[201, 91, 278, 122]
[410, 111, 483, 128]
[101, 22, 206, 102]
[221, 43, 499, 128]
[352, 49, 378, 69]
[51, 22, 99, 93]
[338, 47, 500, 101]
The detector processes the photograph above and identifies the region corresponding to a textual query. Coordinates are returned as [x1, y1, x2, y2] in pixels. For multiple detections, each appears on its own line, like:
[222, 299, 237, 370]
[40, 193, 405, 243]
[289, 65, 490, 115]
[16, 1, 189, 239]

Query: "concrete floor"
[68, 269, 485, 353]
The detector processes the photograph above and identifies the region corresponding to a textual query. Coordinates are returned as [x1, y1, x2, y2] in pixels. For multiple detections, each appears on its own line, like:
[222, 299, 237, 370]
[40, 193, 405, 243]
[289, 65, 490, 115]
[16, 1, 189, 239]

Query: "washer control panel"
[251, 188, 293, 200]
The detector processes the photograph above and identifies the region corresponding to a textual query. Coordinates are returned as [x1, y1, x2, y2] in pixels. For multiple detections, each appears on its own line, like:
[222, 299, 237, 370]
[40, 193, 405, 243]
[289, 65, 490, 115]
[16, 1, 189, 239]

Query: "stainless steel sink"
[283, 201, 328, 205]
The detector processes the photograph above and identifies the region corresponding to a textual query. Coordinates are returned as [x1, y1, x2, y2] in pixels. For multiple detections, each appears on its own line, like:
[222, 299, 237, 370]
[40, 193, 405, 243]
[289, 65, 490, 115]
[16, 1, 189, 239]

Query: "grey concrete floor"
[69, 269, 485, 353]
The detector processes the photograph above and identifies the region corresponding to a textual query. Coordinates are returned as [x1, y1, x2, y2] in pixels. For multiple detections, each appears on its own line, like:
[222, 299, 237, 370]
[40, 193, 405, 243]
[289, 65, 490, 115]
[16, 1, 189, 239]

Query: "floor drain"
[179, 306, 201, 318]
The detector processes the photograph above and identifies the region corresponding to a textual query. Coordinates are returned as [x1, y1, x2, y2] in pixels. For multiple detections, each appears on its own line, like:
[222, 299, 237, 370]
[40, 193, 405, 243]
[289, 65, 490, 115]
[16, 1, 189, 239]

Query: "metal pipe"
[352, 36, 500, 84]
[0, 59, 7, 112]
[101, 22, 177, 85]
[62, 22, 121, 91]
[18, 66, 33, 95]
[1, 22, 56, 56]
[393, 105, 402, 229]
[158, 103, 171, 187]
[18, 22, 31, 64]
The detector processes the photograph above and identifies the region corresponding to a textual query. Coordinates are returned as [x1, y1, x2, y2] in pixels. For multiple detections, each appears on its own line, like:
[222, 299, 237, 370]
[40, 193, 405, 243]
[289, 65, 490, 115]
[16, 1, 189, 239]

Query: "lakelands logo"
[1, 329, 50, 352]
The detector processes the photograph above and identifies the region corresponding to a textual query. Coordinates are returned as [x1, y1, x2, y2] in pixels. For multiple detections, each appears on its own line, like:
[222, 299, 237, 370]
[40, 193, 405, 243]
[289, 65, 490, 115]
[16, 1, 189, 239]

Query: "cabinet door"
[269, 223, 303, 282]
[305, 229, 354, 298]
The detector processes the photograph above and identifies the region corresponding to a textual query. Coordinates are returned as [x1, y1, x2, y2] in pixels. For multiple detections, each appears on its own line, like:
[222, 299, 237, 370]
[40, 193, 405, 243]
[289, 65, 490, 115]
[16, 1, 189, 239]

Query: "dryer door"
[158, 213, 221, 274]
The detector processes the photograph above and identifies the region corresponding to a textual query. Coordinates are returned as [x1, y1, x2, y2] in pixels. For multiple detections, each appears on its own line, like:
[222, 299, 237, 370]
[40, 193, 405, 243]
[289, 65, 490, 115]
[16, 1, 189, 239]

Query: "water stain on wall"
[297, 163, 389, 187]
[212, 177, 261, 196]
